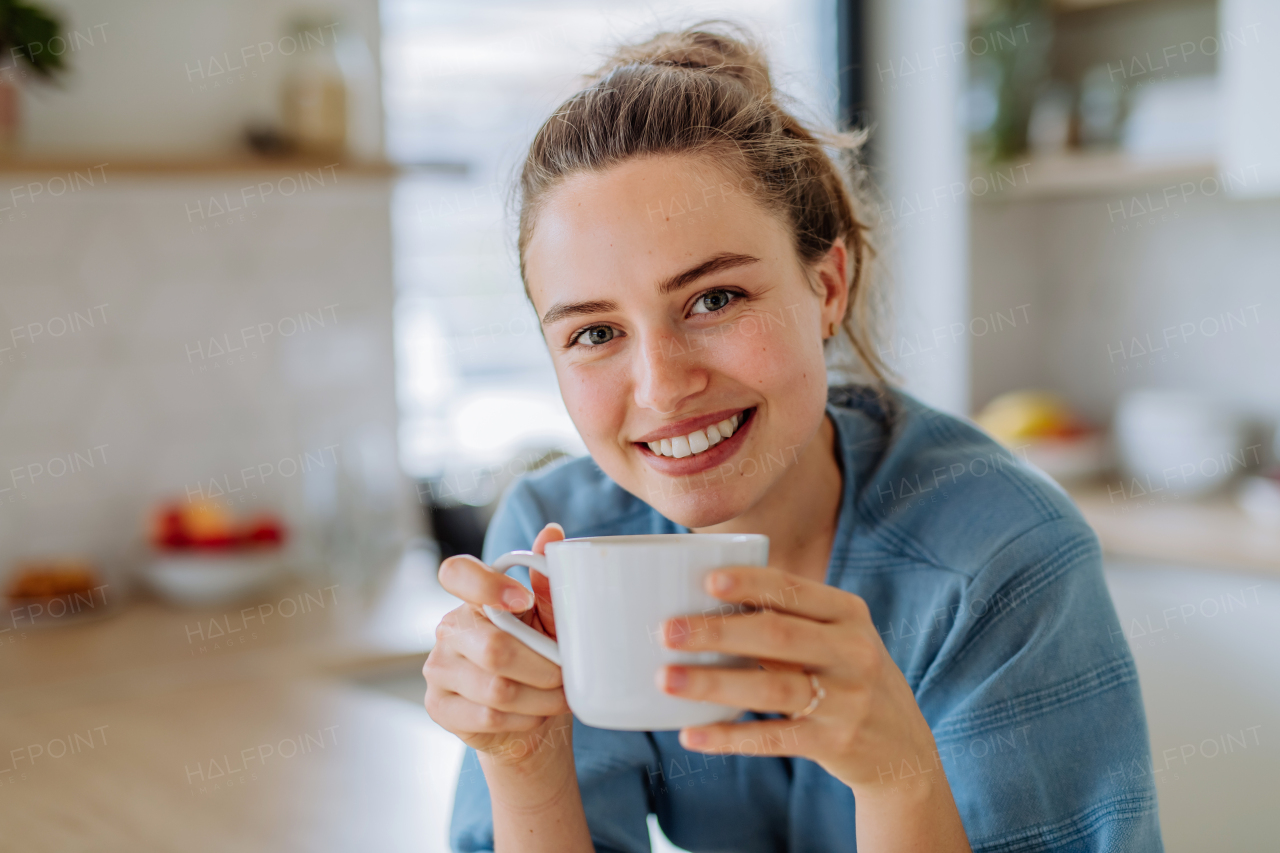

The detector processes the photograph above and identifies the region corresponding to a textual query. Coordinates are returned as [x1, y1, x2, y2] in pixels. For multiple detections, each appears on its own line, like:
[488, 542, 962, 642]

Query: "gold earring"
[826, 321, 837, 338]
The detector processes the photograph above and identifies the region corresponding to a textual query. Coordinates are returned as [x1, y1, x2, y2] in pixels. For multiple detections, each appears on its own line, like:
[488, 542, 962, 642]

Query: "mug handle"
[480, 550, 561, 666]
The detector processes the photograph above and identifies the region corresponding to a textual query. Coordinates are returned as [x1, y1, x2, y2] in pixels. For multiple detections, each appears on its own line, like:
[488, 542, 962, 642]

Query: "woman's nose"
[632, 332, 708, 414]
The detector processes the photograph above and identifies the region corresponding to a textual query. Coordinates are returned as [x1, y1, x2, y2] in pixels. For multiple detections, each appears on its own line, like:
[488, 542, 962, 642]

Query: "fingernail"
[681, 729, 707, 748]
[503, 587, 533, 611]
[548, 522, 565, 534]
[709, 572, 734, 594]
[664, 666, 687, 691]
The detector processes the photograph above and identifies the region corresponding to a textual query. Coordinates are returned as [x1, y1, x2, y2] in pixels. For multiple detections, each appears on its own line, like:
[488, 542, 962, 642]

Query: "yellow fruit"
[974, 391, 1073, 444]
[181, 501, 235, 539]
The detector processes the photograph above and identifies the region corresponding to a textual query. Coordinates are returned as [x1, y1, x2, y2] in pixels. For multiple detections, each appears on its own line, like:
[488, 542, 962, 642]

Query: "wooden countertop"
[1066, 481, 1280, 576]
[0, 158, 401, 177]
[0, 549, 468, 852]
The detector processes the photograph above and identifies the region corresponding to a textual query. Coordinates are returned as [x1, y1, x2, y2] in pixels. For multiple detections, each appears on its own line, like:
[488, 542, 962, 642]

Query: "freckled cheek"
[709, 326, 814, 389]
[559, 366, 630, 447]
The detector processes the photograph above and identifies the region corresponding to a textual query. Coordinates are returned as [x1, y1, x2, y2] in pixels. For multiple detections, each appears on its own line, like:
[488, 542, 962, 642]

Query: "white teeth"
[645, 411, 749, 458]
[688, 430, 710, 454]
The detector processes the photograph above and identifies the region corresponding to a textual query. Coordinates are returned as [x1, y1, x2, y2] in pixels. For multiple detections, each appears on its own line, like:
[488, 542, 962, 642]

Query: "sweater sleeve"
[912, 518, 1164, 853]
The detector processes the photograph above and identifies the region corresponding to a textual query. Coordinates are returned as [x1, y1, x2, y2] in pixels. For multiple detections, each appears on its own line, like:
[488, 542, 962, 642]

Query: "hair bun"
[588, 22, 773, 99]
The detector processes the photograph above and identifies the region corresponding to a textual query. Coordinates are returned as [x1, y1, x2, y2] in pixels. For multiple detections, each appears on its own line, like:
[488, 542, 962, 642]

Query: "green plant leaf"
[0, 0, 68, 78]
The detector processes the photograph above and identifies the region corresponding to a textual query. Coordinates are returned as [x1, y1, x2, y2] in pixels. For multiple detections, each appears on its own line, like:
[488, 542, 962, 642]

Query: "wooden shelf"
[974, 151, 1218, 201]
[1052, 0, 1152, 11]
[0, 157, 401, 177]
[970, 0, 1161, 25]
[1066, 481, 1280, 576]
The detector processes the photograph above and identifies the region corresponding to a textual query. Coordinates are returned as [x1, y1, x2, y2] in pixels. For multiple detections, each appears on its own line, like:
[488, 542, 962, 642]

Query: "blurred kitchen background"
[0, 0, 1276, 850]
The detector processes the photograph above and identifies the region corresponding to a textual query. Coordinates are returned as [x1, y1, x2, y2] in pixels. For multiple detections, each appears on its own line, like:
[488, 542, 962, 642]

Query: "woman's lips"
[635, 407, 756, 476]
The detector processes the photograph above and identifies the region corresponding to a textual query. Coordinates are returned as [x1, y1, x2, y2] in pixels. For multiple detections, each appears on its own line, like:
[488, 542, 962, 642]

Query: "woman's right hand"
[424, 523, 572, 767]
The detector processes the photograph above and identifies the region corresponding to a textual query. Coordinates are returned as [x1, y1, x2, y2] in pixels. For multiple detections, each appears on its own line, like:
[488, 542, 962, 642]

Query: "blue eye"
[691, 290, 737, 315]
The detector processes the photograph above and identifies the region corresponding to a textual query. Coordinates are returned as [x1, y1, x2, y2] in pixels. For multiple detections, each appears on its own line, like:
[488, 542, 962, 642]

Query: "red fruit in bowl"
[158, 530, 191, 549]
[148, 501, 287, 552]
[242, 515, 286, 546]
[189, 532, 240, 549]
[151, 506, 191, 549]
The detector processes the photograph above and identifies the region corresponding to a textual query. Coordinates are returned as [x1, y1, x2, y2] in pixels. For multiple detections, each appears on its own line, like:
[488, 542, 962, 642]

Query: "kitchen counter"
[6, 529, 1273, 852]
[1066, 481, 1280, 577]
[0, 549, 467, 853]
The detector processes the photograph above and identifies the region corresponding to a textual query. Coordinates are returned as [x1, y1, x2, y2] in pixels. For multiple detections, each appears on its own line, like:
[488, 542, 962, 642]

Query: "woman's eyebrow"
[539, 252, 761, 326]
[656, 252, 760, 296]
[540, 299, 619, 327]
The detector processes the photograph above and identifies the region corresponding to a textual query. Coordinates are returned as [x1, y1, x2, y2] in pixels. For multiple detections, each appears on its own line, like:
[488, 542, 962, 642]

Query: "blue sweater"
[450, 385, 1163, 853]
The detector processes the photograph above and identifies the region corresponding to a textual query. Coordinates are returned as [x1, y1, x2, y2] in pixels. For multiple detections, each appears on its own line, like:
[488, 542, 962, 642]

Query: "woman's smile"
[634, 406, 757, 475]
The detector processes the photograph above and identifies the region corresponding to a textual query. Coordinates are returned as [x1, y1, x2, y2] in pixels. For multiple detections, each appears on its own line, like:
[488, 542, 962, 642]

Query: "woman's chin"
[646, 487, 753, 531]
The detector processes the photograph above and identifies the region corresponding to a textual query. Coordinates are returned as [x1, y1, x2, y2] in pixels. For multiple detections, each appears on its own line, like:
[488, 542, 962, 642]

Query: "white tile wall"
[0, 170, 415, 588]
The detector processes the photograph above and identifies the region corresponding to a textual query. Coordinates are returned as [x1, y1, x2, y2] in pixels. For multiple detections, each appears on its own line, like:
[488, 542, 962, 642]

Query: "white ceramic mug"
[482, 533, 769, 731]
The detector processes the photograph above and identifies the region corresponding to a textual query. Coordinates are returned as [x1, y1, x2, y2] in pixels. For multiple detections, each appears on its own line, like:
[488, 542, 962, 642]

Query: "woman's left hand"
[657, 565, 944, 799]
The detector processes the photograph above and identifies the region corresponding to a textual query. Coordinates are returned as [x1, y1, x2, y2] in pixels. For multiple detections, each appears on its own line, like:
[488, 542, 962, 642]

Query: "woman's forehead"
[524, 155, 789, 306]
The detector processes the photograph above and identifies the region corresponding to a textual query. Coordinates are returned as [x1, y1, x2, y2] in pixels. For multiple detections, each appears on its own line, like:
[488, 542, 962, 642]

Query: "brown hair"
[515, 21, 887, 385]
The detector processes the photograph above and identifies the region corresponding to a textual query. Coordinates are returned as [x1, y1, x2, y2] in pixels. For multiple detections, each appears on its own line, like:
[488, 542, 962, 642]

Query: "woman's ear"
[812, 240, 850, 333]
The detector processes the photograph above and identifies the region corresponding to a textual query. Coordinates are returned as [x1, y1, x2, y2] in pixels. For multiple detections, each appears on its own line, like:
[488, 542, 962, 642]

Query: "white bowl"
[1021, 433, 1112, 483]
[1113, 390, 1245, 498]
[1238, 476, 1280, 527]
[143, 551, 284, 608]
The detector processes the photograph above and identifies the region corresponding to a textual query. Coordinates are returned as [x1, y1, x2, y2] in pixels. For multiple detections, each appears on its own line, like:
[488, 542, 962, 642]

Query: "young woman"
[424, 24, 1163, 853]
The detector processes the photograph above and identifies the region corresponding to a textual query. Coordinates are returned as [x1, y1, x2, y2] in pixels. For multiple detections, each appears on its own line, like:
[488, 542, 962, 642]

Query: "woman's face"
[524, 154, 848, 528]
